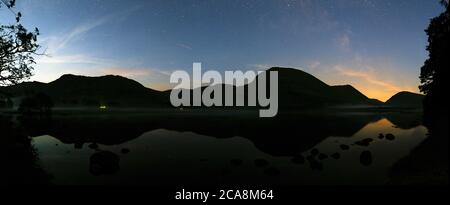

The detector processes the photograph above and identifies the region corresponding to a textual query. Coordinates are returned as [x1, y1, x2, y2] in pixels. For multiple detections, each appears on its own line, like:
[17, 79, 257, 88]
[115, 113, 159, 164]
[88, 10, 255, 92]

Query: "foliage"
[1, 0, 40, 85]
[419, 1, 449, 125]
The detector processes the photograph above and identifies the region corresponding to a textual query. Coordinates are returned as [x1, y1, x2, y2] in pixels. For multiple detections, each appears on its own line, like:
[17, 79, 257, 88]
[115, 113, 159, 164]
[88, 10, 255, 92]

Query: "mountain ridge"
[385, 91, 424, 108]
[0, 67, 422, 109]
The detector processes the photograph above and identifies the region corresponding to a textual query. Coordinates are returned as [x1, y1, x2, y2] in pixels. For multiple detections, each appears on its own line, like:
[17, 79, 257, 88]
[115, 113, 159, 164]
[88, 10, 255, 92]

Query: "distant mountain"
[265, 67, 381, 108]
[1, 74, 166, 107]
[330, 85, 382, 105]
[1, 67, 407, 109]
[385, 91, 424, 108]
[167, 67, 380, 108]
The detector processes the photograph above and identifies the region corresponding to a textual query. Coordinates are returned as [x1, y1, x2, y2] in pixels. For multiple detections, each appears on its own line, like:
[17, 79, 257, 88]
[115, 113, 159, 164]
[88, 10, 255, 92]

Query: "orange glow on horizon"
[321, 65, 421, 102]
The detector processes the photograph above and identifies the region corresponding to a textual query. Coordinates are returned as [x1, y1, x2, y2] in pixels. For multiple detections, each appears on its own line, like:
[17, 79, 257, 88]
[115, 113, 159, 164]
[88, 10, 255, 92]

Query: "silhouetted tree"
[2, 114, 51, 185]
[1, 0, 40, 86]
[419, 1, 449, 123]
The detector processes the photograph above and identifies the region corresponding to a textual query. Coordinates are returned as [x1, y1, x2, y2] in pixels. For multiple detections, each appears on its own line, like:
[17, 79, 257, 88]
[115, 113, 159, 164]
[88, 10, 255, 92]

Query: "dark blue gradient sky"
[1, 0, 444, 101]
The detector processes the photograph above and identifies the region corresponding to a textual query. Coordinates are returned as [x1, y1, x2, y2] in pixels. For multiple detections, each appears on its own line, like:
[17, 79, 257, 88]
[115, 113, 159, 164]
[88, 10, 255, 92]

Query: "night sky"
[1, 0, 444, 101]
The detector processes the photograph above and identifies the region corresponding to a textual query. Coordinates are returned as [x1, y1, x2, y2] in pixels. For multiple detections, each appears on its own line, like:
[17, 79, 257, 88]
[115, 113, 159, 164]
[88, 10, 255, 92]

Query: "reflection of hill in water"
[22, 110, 422, 157]
[383, 112, 423, 129]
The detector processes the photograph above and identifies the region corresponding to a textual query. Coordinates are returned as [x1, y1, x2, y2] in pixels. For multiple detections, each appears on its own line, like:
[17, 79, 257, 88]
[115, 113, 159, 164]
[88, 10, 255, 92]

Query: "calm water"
[32, 117, 428, 185]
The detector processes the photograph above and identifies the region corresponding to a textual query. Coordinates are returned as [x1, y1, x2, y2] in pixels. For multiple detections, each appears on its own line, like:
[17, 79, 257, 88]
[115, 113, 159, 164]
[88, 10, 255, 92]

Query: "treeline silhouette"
[390, 1, 449, 184]
[419, 1, 449, 127]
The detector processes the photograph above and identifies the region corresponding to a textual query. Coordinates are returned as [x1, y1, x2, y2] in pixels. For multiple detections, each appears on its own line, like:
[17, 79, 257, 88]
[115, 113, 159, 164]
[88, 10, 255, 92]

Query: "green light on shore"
[99, 105, 107, 109]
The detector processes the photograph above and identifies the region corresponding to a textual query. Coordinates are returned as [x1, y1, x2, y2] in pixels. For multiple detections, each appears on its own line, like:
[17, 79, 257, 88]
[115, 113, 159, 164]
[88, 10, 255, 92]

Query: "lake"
[31, 112, 428, 185]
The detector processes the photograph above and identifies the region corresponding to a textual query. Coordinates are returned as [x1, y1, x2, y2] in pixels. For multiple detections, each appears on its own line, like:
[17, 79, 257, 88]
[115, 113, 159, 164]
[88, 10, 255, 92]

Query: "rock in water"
[360, 151, 373, 166]
[340, 144, 350, 150]
[355, 138, 374, 147]
[386, 133, 396, 141]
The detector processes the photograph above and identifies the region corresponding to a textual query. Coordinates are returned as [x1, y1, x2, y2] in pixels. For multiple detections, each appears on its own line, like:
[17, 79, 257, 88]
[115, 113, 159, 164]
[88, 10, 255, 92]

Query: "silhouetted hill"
[166, 67, 379, 108]
[1, 74, 166, 107]
[1, 81, 47, 95]
[385, 91, 424, 108]
[331, 85, 379, 105]
[0, 67, 411, 109]
[265, 67, 379, 107]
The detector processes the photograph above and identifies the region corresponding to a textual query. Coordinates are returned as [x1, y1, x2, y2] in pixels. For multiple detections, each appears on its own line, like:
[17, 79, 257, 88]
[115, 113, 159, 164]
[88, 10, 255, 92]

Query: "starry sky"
[0, 0, 445, 101]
